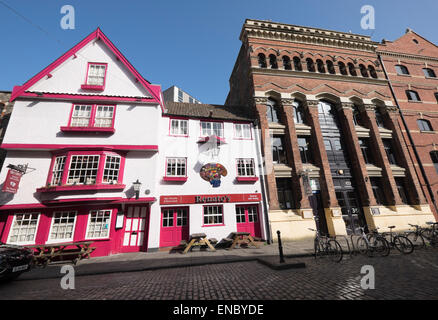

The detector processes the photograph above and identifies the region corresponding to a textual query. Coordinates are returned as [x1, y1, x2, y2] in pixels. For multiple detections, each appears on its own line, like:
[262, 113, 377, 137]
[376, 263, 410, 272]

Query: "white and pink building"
[0, 29, 268, 257]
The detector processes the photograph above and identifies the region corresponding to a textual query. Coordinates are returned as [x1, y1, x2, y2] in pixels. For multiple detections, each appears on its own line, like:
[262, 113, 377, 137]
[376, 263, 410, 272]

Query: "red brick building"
[378, 29, 438, 220]
[226, 19, 435, 239]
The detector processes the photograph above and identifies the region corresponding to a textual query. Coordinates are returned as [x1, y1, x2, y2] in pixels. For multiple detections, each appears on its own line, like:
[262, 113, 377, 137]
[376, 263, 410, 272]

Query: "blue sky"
[0, 0, 437, 104]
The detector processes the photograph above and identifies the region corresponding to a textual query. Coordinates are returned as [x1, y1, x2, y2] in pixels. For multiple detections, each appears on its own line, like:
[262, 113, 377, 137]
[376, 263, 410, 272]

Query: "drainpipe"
[254, 119, 273, 244]
[378, 53, 438, 213]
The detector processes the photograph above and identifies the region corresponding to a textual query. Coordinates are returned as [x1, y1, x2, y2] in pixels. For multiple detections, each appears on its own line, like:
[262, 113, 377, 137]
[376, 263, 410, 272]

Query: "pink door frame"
[121, 205, 150, 253]
[160, 207, 189, 247]
[235, 204, 261, 238]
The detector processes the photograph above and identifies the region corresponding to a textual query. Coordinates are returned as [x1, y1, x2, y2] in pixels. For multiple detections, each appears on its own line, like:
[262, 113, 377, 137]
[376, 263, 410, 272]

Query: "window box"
[163, 176, 188, 182]
[80, 84, 105, 91]
[236, 176, 259, 182]
[60, 126, 115, 134]
[36, 183, 126, 193]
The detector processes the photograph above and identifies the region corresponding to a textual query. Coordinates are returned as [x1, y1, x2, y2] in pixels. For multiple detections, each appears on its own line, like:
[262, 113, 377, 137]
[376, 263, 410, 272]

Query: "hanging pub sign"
[2, 169, 23, 194]
[200, 163, 228, 188]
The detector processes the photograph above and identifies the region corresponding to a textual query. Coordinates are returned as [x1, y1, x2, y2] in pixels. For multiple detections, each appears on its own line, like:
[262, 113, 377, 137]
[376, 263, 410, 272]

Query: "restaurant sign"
[2, 169, 23, 194]
[160, 193, 261, 205]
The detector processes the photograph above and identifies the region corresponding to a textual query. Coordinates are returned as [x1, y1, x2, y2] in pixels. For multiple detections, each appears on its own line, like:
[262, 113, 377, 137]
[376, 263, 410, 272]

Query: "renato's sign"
[160, 193, 261, 205]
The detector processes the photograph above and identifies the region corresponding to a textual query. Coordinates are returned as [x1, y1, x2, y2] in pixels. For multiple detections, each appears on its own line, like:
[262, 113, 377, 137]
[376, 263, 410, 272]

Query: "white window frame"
[94, 105, 115, 128]
[201, 121, 223, 137]
[85, 209, 112, 240]
[237, 158, 256, 177]
[203, 205, 224, 226]
[51, 156, 66, 185]
[170, 119, 188, 136]
[71, 105, 93, 127]
[7, 213, 41, 245]
[87, 63, 107, 86]
[166, 157, 187, 177]
[67, 155, 100, 185]
[47, 211, 78, 244]
[234, 123, 252, 139]
[102, 155, 121, 184]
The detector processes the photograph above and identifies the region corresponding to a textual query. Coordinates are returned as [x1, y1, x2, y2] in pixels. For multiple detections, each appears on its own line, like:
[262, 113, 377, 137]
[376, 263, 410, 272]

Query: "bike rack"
[334, 235, 353, 257]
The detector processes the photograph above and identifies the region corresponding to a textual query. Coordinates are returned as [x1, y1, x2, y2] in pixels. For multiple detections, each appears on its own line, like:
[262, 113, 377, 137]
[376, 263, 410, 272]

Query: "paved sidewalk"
[18, 239, 317, 281]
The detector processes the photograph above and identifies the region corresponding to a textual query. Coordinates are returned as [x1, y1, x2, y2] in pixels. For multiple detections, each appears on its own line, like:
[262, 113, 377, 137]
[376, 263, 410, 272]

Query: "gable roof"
[165, 101, 256, 122]
[10, 28, 163, 110]
[378, 29, 438, 58]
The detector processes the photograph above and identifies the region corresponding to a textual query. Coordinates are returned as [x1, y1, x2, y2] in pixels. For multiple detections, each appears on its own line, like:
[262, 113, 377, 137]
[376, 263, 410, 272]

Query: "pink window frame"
[202, 205, 225, 227]
[233, 122, 253, 140]
[63, 103, 116, 132]
[45, 150, 126, 188]
[236, 158, 259, 182]
[168, 117, 189, 137]
[81, 62, 108, 91]
[164, 157, 188, 181]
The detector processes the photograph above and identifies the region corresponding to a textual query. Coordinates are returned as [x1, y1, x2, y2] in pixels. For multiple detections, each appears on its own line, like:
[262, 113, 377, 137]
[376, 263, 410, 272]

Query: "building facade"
[378, 29, 438, 220]
[226, 19, 435, 240]
[163, 85, 202, 104]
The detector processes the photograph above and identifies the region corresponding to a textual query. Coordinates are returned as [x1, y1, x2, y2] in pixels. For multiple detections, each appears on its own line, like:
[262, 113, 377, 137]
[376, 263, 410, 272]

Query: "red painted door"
[122, 206, 149, 252]
[236, 205, 261, 238]
[160, 207, 189, 247]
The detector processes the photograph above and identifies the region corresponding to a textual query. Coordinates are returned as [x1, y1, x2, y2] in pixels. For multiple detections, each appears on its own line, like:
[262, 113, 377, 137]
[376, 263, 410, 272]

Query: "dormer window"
[81, 62, 107, 91]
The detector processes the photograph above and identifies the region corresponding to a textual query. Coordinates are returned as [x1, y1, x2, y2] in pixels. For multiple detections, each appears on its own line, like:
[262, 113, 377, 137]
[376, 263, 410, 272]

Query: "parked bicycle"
[421, 222, 438, 247]
[405, 224, 426, 249]
[381, 226, 414, 254]
[308, 228, 343, 262]
[355, 227, 390, 257]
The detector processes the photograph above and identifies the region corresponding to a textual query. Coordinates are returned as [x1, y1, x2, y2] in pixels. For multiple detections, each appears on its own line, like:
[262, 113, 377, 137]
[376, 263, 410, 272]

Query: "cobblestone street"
[1, 249, 437, 300]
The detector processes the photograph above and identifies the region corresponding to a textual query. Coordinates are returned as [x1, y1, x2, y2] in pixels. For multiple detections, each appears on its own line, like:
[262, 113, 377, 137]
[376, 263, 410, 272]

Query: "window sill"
[36, 184, 126, 193]
[60, 126, 115, 134]
[197, 136, 226, 144]
[81, 84, 105, 91]
[236, 176, 259, 183]
[202, 224, 225, 227]
[163, 176, 188, 182]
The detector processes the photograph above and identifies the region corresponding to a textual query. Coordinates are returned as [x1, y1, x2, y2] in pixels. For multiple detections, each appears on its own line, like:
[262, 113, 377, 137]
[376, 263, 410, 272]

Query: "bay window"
[41, 150, 125, 191]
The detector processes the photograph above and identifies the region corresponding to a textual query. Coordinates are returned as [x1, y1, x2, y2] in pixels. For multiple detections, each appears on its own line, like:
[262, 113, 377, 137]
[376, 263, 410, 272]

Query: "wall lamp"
[133, 179, 142, 200]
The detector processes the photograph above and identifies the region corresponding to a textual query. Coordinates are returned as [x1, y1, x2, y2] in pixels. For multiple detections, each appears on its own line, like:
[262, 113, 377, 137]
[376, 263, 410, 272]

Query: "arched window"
[293, 57, 302, 71]
[352, 105, 361, 126]
[375, 109, 385, 128]
[406, 90, 421, 102]
[258, 53, 267, 68]
[338, 62, 347, 75]
[395, 65, 409, 75]
[359, 64, 368, 77]
[348, 63, 357, 76]
[266, 98, 280, 123]
[423, 68, 437, 78]
[316, 59, 325, 73]
[417, 119, 433, 131]
[326, 60, 336, 74]
[368, 65, 378, 78]
[306, 58, 315, 72]
[292, 100, 305, 124]
[269, 54, 278, 69]
[282, 56, 292, 70]
[318, 100, 337, 127]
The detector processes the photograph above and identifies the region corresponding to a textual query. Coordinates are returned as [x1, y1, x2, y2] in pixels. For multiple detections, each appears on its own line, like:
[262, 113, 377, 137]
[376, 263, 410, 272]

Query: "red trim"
[163, 177, 188, 182]
[36, 184, 126, 193]
[197, 135, 226, 144]
[80, 84, 104, 91]
[60, 127, 115, 133]
[160, 193, 262, 205]
[1, 144, 158, 151]
[0, 197, 156, 211]
[16, 91, 157, 103]
[236, 177, 259, 182]
[9, 28, 164, 111]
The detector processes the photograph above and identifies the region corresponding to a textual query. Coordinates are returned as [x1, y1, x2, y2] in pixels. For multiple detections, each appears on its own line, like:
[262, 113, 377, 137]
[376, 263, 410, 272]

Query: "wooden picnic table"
[182, 233, 216, 254]
[227, 232, 260, 250]
[27, 241, 96, 267]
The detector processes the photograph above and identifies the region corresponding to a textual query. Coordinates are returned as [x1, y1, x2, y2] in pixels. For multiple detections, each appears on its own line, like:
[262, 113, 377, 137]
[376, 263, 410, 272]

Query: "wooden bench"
[182, 233, 216, 254]
[28, 241, 96, 267]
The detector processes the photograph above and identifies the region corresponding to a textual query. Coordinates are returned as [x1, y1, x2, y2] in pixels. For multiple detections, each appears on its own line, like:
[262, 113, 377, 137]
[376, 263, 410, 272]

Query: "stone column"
[281, 98, 311, 211]
[363, 104, 403, 206]
[255, 97, 280, 210]
[385, 107, 427, 205]
[306, 100, 345, 236]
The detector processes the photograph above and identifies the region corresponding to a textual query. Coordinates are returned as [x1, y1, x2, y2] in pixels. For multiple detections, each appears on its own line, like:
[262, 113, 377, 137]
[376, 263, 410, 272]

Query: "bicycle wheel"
[406, 232, 425, 250]
[327, 239, 343, 262]
[356, 237, 369, 255]
[369, 235, 390, 257]
[394, 236, 414, 254]
[314, 239, 321, 259]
